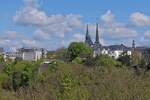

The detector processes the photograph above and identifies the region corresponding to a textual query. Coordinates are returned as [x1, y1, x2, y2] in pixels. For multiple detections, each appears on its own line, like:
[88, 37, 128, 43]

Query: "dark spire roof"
[85, 24, 93, 46]
[85, 24, 89, 40]
[132, 40, 135, 49]
[95, 23, 100, 44]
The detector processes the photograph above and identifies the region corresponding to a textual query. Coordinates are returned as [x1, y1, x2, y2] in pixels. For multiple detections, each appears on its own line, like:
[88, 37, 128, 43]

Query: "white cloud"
[130, 12, 150, 26]
[13, 7, 49, 26]
[23, 0, 38, 7]
[33, 29, 50, 40]
[144, 31, 150, 39]
[22, 39, 36, 47]
[101, 10, 115, 23]
[73, 33, 84, 42]
[4, 31, 17, 39]
[11, 1, 146, 50]
[11, 0, 85, 50]
[99, 10, 138, 39]
[103, 27, 137, 39]
[0, 31, 34, 48]
[13, 0, 83, 38]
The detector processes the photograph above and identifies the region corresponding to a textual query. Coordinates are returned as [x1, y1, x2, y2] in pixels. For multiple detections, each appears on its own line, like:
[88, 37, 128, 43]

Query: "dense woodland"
[0, 42, 150, 100]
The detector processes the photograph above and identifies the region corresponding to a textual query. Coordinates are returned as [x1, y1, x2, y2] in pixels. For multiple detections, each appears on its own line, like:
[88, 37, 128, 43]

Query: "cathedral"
[84, 23, 150, 64]
[85, 24, 132, 58]
[85, 24, 103, 57]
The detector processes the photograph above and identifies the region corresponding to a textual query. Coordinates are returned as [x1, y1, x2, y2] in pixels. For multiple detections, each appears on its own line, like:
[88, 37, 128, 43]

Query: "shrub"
[67, 42, 92, 61]
[72, 57, 82, 64]
[95, 55, 121, 67]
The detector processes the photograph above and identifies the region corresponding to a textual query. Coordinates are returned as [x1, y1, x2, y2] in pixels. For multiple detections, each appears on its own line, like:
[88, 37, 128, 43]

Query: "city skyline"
[0, 0, 150, 50]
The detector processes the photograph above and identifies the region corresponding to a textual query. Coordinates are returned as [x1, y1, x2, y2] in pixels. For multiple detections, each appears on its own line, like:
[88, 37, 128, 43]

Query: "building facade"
[85, 24, 132, 59]
[4, 48, 47, 61]
[18, 48, 47, 61]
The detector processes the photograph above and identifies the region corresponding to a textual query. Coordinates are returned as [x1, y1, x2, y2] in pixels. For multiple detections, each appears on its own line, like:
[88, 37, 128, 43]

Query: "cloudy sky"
[0, 0, 150, 50]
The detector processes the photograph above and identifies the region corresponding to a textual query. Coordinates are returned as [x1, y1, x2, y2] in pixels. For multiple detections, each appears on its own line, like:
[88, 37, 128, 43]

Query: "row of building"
[0, 47, 47, 62]
[0, 24, 149, 62]
[85, 24, 150, 60]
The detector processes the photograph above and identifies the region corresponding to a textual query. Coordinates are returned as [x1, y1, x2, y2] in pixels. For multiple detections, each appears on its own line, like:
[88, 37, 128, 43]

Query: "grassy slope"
[0, 61, 150, 100]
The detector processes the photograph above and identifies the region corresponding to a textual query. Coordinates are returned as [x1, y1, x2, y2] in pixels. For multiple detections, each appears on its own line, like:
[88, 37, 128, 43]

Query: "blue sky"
[0, 0, 150, 50]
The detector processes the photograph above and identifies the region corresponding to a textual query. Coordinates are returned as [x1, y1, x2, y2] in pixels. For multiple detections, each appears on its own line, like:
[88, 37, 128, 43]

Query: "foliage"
[3, 63, 13, 76]
[2, 61, 39, 91]
[1, 47, 150, 99]
[47, 47, 67, 61]
[83, 56, 96, 67]
[72, 57, 82, 64]
[59, 72, 75, 99]
[117, 52, 131, 66]
[67, 42, 92, 61]
[95, 54, 121, 67]
[0, 54, 4, 63]
[48, 61, 58, 72]
[131, 50, 142, 66]
[140, 57, 147, 69]
[55, 47, 67, 61]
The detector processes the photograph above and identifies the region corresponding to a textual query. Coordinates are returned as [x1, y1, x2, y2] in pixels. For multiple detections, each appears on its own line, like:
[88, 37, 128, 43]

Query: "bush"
[1, 53, 150, 100]
[67, 42, 92, 61]
[117, 55, 130, 66]
[95, 55, 121, 67]
[72, 57, 82, 64]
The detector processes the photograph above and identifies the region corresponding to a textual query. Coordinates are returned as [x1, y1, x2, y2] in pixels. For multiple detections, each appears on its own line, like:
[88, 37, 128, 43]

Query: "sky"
[0, 0, 150, 50]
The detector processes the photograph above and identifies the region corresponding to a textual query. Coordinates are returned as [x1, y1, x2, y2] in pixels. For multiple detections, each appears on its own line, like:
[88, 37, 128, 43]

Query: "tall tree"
[67, 42, 92, 61]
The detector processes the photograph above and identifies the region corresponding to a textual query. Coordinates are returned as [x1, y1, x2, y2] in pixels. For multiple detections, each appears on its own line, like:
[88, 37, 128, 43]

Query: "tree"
[0, 54, 4, 63]
[67, 42, 92, 61]
[95, 55, 121, 67]
[117, 52, 131, 66]
[54, 47, 67, 61]
[131, 50, 141, 66]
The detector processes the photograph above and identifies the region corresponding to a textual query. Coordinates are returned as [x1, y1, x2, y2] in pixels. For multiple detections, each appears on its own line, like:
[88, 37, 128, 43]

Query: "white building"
[4, 48, 47, 62]
[19, 48, 47, 61]
[108, 50, 131, 59]
[4, 52, 22, 62]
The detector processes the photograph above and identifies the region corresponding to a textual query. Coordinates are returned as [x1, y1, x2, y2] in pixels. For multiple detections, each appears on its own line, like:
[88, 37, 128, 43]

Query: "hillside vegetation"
[0, 42, 150, 100]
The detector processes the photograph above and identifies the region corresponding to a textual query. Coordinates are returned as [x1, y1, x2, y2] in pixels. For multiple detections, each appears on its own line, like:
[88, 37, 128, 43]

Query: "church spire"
[95, 23, 100, 44]
[132, 40, 135, 49]
[85, 24, 93, 47]
[85, 24, 89, 40]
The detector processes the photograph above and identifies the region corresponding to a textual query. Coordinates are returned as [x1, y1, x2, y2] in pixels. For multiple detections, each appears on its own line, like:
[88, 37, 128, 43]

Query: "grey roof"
[18, 47, 46, 52]
[103, 44, 131, 51]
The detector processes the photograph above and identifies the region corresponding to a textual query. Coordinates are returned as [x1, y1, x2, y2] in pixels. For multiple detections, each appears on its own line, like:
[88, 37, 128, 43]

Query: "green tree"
[131, 50, 141, 66]
[10, 61, 38, 91]
[0, 54, 4, 63]
[117, 52, 131, 66]
[3, 63, 13, 76]
[55, 47, 67, 61]
[67, 42, 92, 61]
[95, 55, 121, 67]
[72, 57, 82, 64]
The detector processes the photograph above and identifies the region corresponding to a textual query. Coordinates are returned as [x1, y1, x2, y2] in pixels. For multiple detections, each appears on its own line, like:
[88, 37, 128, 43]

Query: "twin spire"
[85, 24, 136, 50]
[85, 24, 101, 47]
[85, 24, 93, 46]
[95, 23, 100, 44]
[132, 40, 135, 49]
